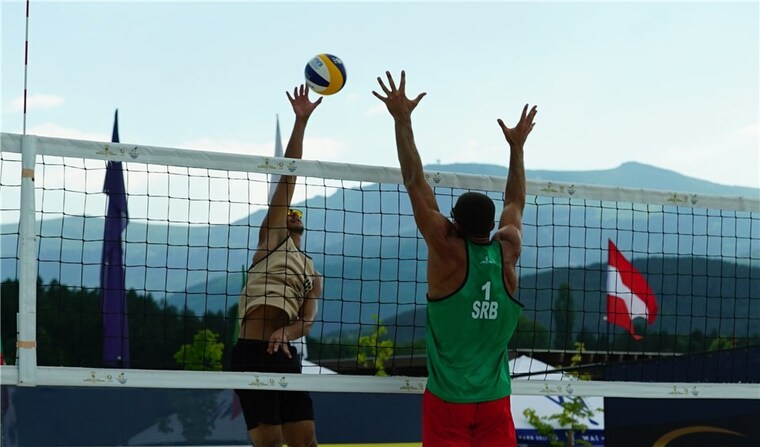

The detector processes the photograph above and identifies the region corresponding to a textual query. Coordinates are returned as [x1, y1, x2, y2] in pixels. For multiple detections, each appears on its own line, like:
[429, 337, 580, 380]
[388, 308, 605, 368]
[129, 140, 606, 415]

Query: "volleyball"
[304, 54, 347, 96]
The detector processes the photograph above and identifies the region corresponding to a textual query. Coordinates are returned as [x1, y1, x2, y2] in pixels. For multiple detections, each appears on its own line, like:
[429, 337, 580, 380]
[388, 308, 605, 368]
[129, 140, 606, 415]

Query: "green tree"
[553, 283, 576, 350]
[509, 316, 550, 350]
[1, 277, 221, 370]
[707, 336, 734, 351]
[357, 316, 394, 376]
[173, 329, 224, 371]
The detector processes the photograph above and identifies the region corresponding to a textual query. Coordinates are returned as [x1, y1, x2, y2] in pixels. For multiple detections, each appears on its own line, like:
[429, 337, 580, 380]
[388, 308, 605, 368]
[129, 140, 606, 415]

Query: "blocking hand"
[287, 84, 323, 121]
[372, 70, 426, 121]
[497, 104, 538, 148]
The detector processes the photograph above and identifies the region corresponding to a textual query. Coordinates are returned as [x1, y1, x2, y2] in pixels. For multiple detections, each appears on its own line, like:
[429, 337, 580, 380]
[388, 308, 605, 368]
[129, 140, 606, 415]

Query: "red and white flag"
[606, 240, 658, 340]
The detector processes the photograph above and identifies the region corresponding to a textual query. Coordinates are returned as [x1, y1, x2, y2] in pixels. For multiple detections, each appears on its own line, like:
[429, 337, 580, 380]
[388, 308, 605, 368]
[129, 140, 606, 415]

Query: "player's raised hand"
[498, 104, 538, 148]
[287, 84, 323, 121]
[373, 70, 426, 120]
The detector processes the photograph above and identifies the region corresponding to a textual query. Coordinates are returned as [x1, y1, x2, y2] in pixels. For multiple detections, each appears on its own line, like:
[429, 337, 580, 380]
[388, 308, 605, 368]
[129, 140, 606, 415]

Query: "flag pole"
[604, 239, 610, 353]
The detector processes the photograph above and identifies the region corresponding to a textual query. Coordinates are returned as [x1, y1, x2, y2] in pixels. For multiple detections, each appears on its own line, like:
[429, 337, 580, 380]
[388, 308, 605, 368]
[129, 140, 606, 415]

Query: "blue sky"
[2, 0, 759, 189]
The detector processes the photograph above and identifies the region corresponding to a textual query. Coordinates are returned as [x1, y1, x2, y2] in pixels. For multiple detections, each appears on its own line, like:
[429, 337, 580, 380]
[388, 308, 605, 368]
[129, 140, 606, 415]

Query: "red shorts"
[422, 390, 516, 447]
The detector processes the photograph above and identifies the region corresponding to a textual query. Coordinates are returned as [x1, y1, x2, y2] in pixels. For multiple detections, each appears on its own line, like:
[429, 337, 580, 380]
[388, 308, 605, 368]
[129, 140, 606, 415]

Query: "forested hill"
[339, 255, 760, 345]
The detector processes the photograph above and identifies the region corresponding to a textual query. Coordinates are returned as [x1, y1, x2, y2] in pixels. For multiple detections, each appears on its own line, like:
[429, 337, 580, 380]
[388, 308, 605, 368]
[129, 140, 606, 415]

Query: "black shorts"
[230, 339, 314, 430]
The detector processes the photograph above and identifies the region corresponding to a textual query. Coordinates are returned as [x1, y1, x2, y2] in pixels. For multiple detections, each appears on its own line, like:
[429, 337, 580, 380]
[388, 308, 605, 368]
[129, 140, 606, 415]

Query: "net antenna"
[22, 0, 31, 135]
[268, 114, 283, 203]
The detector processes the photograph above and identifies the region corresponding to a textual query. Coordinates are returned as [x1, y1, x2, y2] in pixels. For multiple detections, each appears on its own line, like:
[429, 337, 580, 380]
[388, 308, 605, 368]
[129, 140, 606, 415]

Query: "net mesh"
[1, 133, 758, 396]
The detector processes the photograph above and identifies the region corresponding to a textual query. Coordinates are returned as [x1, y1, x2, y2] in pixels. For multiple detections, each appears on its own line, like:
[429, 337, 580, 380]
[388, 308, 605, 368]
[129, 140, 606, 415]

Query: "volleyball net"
[1, 132, 758, 399]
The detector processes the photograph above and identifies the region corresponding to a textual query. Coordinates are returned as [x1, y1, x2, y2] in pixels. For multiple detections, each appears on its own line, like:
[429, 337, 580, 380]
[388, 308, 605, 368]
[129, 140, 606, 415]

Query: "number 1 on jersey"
[482, 281, 491, 301]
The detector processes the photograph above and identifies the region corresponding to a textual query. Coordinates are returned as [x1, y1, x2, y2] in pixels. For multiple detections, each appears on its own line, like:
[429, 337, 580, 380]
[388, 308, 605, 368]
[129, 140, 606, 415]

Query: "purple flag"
[101, 109, 130, 368]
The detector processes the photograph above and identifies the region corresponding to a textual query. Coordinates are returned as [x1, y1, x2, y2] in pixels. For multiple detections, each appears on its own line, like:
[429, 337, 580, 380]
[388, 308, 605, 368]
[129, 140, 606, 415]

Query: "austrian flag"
[606, 240, 658, 340]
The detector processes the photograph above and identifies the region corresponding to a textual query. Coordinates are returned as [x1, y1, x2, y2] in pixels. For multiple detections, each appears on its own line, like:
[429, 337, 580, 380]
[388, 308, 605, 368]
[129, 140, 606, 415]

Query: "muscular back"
[426, 219, 520, 300]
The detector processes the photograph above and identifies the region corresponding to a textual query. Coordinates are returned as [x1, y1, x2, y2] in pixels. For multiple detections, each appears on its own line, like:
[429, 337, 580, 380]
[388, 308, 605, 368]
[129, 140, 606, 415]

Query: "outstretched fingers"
[523, 105, 538, 134]
[373, 70, 426, 115]
[411, 92, 427, 108]
[497, 104, 539, 145]
[527, 105, 538, 122]
[386, 71, 397, 92]
[374, 72, 399, 102]
[522, 104, 536, 118]
[287, 84, 322, 103]
[506, 104, 539, 130]
[286, 84, 323, 120]
[286, 85, 302, 103]
[399, 70, 408, 93]
[376, 76, 391, 95]
[518, 104, 526, 122]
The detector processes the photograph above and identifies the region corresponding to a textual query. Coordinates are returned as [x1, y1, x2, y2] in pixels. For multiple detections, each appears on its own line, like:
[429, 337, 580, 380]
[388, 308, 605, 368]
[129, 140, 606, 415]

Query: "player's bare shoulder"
[427, 220, 466, 266]
[494, 225, 522, 266]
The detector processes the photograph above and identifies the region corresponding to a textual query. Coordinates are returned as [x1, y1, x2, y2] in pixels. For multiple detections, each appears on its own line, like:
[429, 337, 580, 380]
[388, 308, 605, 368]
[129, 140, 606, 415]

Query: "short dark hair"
[451, 192, 495, 237]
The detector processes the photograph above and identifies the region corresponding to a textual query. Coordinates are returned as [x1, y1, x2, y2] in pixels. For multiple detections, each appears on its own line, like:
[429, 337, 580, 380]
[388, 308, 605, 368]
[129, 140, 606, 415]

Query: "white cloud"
[9, 94, 64, 112]
[734, 122, 760, 137]
[431, 139, 492, 166]
[27, 123, 107, 141]
[464, 139, 481, 150]
[302, 136, 346, 160]
[365, 103, 387, 116]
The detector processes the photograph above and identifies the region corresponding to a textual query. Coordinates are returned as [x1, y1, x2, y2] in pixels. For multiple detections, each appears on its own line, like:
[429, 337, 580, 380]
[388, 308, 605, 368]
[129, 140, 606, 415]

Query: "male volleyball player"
[232, 84, 324, 447]
[373, 71, 537, 446]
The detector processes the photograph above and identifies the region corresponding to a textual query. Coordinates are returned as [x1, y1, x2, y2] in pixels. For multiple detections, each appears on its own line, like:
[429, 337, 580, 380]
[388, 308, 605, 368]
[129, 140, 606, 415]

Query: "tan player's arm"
[266, 273, 322, 358]
[256, 85, 322, 258]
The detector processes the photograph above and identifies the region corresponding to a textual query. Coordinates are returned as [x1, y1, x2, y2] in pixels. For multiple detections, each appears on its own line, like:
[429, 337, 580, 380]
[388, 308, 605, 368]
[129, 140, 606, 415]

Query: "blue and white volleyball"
[304, 54, 347, 96]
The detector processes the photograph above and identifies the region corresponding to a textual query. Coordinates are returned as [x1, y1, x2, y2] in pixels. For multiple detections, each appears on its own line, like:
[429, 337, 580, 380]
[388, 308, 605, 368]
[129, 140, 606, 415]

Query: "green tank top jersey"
[425, 240, 524, 403]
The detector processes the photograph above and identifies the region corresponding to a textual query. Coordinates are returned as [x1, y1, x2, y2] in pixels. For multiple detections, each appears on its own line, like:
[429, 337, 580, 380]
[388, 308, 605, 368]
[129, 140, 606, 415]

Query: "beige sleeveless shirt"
[239, 236, 317, 321]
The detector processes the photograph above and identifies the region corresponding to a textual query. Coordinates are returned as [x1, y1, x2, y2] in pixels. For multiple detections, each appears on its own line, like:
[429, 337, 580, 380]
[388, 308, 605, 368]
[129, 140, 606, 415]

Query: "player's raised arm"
[258, 85, 322, 252]
[494, 104, 537, 270]
[373, 71, 449, 242]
